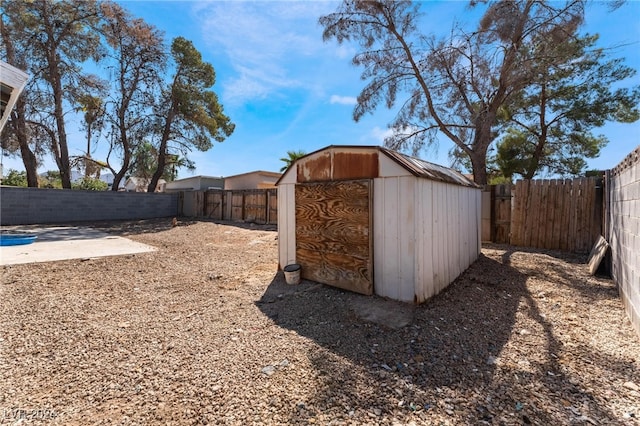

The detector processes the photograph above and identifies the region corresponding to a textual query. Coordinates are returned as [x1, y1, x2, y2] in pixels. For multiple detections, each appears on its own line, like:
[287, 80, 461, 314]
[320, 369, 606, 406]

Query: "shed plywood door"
[295, 180, 373, 295]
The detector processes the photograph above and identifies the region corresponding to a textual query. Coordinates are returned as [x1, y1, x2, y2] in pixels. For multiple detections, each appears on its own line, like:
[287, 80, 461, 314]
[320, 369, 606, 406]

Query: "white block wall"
[607, 146, 640, 337]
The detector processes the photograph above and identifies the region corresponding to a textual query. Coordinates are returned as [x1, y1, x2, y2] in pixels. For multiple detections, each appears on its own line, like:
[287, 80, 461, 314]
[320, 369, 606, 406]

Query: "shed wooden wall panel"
[433, 183, 449, 293]
[295, 180, 372, 295]
[372, 179, 389, 299]
[414, 179, 435, 302]
[278, 184, 296, 269]
[399, 177, 417, 302]
[430, 182, 443, 292]
[373, 177, 417, 302]
[374, 178, 399, 300]
[459, 187, 468, 274]
[470, 188, 479, 271]
[445, 184, 455, 291]
[452, 187, 462, 281]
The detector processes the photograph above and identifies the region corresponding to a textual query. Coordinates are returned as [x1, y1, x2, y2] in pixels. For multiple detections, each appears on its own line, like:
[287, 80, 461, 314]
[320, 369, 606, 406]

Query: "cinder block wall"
[607, 146, 640, 337]
[0, 187, 179, 225]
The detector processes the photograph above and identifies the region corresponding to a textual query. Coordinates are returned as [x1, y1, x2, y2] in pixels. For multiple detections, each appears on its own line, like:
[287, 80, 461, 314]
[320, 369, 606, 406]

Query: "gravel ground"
[1, 219, 638, 425]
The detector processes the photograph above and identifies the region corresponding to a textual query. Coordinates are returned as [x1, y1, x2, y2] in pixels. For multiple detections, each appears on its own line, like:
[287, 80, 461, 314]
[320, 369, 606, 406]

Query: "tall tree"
[147, 37, 234, 192]
[1, 3, 41, 187]
[320, 0, 586, 184]
[495, 34, 640, 179]
[4, 0, 103, 188]
[75, 89, 107, 178]
[99, 1, 165, 191]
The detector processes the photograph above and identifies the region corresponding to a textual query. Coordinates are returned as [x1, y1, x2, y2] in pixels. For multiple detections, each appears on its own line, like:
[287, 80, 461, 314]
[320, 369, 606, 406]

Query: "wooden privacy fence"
[179, 189, 277, 224]
[484, 177, 603, 253]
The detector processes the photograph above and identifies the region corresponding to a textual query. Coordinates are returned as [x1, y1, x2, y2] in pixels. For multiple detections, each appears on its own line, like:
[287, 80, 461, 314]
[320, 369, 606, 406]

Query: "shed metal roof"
[379, 147, 479, 188]
[277, 145, 479, 188]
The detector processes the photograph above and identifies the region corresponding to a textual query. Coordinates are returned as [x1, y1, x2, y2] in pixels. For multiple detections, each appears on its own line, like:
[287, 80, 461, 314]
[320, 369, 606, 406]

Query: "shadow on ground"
[256, 249, 630, 424]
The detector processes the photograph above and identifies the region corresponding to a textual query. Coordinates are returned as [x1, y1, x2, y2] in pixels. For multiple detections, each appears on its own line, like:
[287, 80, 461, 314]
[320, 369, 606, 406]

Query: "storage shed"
[277, 145, 481, 303]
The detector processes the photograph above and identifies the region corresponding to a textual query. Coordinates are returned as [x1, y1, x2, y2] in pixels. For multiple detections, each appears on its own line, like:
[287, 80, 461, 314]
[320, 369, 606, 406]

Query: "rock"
[486, 356, 498, 365]
[261, 366, 276, 376]
[623, 381, 639, 391]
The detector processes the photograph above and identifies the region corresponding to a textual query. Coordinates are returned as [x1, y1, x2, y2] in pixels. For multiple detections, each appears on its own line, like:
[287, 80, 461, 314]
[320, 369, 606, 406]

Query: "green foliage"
[2, 169, 28, 187]
[131, 141, 194, 182]
[72, 177, 108, 191]
[488, 175, 513, 185]
[98, 1, 166, 191]
[3, 2, 231, 193]
[279, 150, 307, 172]
[39, 171, 63, 189]
[147, 36, 234, 192]
[495, 33, 637, 179]
[168, 36, 235, 146]
[319, 0, 590, 184]
[2, 0, 104, 188]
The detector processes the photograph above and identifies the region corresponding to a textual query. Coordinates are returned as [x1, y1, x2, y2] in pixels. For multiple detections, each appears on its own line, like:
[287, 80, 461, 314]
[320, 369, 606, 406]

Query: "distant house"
[224, 170, 281, 190]
[164, 175, 224, 192]
[123, 177, 166, 192]
[0, 61, 29, 133]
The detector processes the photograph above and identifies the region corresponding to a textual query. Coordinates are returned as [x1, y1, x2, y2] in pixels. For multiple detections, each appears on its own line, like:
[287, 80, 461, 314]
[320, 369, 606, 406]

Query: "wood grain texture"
[295, 180, 372, 295]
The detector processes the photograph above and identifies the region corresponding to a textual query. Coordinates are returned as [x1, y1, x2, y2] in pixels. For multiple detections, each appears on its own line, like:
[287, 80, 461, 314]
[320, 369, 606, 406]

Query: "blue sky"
[3, 0, 639, 179]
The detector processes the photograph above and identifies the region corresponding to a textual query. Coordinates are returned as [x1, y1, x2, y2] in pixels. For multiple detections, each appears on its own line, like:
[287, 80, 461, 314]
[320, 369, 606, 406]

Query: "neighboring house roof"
[168, 175, 224, 183]
[224, 170, 282, 190]
[224, 170, 282, 180]
[165, 175, 225, 191]
[276, 145, 479, 188]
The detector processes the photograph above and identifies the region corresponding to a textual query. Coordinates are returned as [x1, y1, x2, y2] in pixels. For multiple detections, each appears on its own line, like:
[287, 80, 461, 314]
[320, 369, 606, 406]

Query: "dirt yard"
[1, 219, 638, 425]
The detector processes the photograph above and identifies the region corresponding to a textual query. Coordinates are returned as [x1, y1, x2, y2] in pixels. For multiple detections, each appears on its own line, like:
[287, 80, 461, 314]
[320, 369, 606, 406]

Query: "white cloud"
[370, 126, 394, 144]
[330, 95, 357, 105]
[193, 1, 339, 105]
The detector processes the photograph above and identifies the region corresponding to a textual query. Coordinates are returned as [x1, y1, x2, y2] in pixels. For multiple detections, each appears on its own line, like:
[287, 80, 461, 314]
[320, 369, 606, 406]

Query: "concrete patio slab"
[0, 226, 156, 265]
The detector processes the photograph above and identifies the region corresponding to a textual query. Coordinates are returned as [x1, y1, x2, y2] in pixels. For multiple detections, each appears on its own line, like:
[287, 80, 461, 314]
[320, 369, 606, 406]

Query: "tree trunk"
[148, 105, 176, 193]
[42, 3, 71, 189]
[469, 151, 488, 185]
[1, 14, 38, 187]
[147, 139, 167, 193]
[111, 136, 130, 192]
[50, 56, 71, 189]
[12, 109, 39, 188]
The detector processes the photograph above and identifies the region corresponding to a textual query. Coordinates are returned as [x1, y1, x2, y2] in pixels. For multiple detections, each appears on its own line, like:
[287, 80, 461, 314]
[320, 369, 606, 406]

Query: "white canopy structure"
[0, 61, 29, 132]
